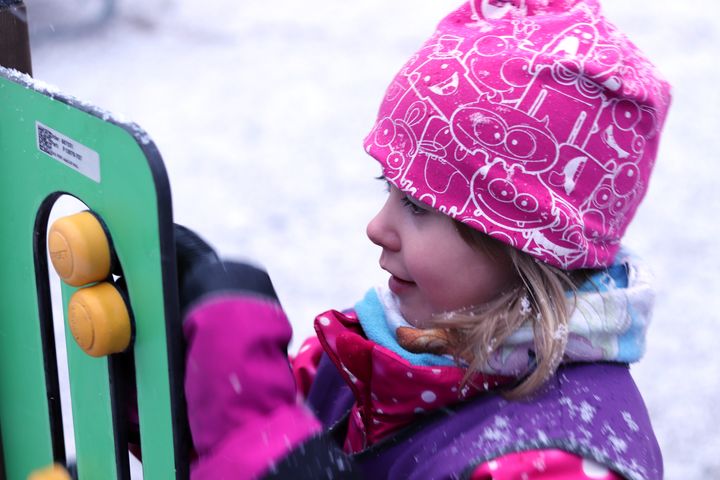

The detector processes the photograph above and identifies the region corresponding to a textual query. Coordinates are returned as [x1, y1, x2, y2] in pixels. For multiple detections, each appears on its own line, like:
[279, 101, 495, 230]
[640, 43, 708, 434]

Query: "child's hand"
[174, 224, 278, 316]
[174, 224, 220, 283]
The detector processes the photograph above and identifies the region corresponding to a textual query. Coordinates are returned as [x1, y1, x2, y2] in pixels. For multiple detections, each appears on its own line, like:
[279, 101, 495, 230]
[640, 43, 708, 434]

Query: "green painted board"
[0, 67, 188, 479]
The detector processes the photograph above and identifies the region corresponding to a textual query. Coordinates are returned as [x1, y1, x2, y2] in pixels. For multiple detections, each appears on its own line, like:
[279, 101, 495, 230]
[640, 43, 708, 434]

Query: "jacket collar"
[313, 308, 511, 451]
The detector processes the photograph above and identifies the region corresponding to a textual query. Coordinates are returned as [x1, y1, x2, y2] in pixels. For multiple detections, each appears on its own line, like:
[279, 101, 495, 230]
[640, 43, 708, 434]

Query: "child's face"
[367, 183, 517, 327]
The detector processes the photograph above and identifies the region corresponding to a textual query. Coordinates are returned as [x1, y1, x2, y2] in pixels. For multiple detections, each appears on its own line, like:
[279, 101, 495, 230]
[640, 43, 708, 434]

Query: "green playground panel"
[0, 67, 188, 479]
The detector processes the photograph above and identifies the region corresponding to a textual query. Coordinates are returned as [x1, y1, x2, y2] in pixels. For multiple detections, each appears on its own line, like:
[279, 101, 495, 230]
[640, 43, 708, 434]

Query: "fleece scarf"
[355, 248, 654, 376]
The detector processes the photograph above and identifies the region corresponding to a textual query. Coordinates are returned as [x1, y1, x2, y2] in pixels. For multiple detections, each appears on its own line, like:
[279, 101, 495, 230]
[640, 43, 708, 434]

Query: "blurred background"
[19, 0, 720, 477]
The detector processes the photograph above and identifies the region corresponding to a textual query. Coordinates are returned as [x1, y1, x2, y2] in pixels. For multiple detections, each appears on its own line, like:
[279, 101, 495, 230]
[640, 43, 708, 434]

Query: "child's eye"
[375, 175, 391, 193]
[376, 175, 428, 214]
[401, 196, 428, 215]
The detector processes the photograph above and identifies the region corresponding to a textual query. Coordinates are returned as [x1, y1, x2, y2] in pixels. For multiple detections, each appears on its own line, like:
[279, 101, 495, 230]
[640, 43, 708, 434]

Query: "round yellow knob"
[27, 464, 71, 480]
[48, 211, 112, 287]
[68, 282, 132, 357]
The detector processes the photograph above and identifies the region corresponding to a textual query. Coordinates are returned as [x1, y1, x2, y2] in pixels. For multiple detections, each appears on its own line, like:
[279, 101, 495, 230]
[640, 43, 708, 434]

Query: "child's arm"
[176, 226, 357, 479]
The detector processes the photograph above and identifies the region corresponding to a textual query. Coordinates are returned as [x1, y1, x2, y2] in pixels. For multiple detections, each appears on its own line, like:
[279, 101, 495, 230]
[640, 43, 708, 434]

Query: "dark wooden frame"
[0, 0, 32, 75]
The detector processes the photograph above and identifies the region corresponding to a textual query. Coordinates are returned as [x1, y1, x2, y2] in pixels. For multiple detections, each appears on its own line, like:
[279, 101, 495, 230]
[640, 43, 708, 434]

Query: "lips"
[388, 274, 415, 295]
[379, 257, 415, 295]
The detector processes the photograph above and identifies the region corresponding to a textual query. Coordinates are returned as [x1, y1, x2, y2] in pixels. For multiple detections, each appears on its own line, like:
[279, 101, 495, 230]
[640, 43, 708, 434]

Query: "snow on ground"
[23, 0, 720, 477]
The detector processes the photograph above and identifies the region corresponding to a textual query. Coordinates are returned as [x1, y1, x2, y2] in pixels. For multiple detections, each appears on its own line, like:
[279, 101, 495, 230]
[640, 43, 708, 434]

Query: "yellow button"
[67, 282, 132, 357]
[47, 230, 73, 279]
[48, 211, 112, 287]
[27, 464, 71, 480]
[68, 301, 94, 352]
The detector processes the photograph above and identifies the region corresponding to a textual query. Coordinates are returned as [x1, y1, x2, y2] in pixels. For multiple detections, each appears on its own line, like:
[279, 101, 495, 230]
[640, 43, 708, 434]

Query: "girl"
[179, 0, 671, 478]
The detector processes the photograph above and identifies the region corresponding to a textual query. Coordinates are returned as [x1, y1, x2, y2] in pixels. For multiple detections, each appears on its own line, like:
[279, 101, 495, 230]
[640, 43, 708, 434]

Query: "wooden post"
[0, 0, 32, 75]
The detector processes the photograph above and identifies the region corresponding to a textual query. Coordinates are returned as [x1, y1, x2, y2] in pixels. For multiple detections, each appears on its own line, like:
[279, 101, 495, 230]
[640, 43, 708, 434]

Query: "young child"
[178, 0, 671, 478]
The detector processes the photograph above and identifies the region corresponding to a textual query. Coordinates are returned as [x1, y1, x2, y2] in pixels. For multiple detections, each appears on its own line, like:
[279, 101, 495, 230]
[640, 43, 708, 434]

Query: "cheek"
[426, 248, 514, 311]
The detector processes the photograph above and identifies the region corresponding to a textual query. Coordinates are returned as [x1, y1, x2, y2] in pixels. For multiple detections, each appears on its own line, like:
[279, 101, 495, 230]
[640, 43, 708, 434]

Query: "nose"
[366, 198, 400, 251]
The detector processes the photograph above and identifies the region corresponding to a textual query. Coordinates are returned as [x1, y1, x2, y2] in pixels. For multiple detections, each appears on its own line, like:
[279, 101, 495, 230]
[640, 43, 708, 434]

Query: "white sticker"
[36, 121, 101, 183]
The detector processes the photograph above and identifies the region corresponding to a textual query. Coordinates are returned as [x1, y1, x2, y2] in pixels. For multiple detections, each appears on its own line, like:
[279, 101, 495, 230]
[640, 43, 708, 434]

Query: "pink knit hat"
[364, 0, 671, 269]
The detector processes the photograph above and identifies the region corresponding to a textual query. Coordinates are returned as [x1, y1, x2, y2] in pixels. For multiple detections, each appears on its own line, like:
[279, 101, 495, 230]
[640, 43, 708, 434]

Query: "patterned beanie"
[364, 0, 671, 269]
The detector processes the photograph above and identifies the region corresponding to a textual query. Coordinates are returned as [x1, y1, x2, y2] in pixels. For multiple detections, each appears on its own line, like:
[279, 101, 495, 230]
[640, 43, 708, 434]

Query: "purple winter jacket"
[307, 353, 662, 479]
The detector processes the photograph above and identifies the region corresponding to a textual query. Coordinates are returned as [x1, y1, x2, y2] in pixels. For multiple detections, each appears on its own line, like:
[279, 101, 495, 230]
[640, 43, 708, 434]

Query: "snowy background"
[21, 0, 720, 477]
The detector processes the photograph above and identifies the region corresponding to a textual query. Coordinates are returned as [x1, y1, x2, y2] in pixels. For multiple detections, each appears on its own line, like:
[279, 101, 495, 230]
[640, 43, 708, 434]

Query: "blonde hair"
[433, 223, 592, 399]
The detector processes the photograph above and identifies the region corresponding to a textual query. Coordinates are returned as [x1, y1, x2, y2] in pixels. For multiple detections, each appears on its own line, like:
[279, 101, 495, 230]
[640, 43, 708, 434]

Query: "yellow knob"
[27, 464, 71, 480]
[48, 211, 112, 287]
[68, 282, 132, 357]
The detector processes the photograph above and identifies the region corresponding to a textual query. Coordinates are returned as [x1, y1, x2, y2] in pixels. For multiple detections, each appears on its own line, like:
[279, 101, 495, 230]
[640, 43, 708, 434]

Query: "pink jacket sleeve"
[289, 336, 324, 399]
[184, 295, 322, 479]
[470, 449, 625, 479]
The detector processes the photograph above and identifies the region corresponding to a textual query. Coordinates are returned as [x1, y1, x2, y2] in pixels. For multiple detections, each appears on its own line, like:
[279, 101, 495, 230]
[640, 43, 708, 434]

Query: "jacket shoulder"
[354, 363, 662, 480]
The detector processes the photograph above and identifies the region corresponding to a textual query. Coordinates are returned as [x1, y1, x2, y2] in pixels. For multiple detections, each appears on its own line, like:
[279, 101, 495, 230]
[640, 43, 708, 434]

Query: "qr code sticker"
[37, 123, 57, 156]
[36, 121, 101, 182]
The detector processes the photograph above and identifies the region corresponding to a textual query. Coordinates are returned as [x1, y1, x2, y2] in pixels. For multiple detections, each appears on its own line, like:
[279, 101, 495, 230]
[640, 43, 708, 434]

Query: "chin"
[402, 309, 432, 328]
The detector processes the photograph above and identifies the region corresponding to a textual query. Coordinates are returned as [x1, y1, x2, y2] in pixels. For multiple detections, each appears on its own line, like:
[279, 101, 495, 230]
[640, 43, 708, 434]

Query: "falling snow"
[621, 411, 640, 432]
[579, 401, 596, 423]
[228, 372, 242, 394]
[28, 0, 720, 478]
